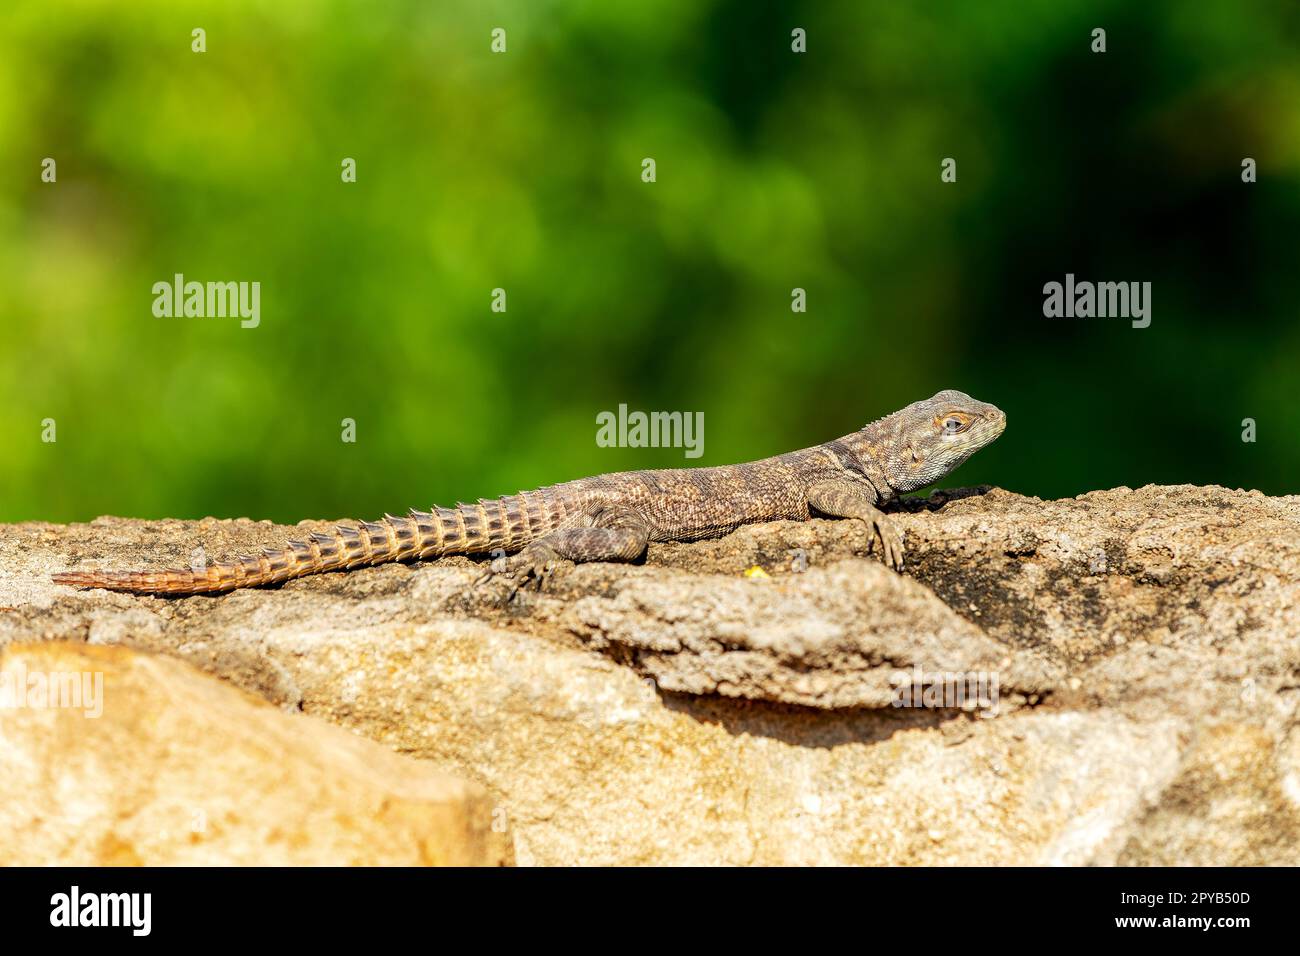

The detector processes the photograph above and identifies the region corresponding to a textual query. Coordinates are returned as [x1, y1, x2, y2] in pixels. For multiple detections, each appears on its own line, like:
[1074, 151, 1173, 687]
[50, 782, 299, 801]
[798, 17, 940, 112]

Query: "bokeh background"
[2, 0, 1298, 524]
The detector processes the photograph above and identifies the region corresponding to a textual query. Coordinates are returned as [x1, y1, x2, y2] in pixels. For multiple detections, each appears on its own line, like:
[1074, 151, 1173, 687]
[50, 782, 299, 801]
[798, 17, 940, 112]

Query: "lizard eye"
[942, 417, 966, 434]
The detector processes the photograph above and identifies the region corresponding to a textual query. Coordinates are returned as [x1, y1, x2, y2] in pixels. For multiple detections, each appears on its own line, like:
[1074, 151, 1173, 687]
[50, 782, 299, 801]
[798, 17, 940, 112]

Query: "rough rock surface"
[2, 484, 1298, 864]
[0, 641, 513, 865]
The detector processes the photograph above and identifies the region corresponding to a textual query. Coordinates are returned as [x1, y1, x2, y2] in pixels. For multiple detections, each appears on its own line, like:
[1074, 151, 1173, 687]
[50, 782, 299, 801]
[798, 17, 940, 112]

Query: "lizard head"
[879, 389, 1005, 494]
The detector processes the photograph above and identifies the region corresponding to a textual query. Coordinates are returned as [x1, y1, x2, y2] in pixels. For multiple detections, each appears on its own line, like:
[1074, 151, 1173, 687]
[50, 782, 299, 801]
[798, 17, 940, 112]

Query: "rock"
[1, 484, 1298, 864]
[0, 641, 513, 866]
[553, 560, 1061, 708]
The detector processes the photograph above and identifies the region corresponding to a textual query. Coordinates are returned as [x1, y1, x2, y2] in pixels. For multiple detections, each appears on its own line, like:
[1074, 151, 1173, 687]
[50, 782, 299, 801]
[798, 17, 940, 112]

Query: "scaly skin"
[52, 390, 1005, 595]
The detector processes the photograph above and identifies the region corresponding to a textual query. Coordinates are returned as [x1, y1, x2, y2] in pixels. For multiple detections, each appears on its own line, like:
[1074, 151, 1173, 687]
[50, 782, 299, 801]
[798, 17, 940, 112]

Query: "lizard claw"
[472, 554, 510, 589]
[871, 515, 906, 572]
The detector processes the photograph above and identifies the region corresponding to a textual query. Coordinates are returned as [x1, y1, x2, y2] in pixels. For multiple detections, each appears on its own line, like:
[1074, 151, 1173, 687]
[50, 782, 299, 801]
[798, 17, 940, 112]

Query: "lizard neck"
[825, 428, 897, 503]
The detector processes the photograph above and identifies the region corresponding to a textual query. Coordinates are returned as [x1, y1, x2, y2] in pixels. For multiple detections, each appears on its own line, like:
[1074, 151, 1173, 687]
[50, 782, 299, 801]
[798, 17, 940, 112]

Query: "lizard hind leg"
[484, 509, 651, 598]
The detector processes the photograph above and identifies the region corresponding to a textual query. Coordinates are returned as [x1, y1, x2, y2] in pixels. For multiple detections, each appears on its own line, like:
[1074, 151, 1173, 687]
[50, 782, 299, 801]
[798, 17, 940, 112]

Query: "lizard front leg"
[806, 480, 905, 571]
[486, 508, 651, 596]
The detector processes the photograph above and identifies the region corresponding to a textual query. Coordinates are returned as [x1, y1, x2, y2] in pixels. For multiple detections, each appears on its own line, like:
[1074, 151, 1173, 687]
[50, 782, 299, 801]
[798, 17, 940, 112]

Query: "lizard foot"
[476, 544, 566, 600]
[867, 514, 905, 571]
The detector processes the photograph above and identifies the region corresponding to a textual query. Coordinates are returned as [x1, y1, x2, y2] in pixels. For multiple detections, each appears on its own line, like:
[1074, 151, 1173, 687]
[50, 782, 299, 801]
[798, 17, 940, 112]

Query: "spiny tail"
[52, 491, 564, 595]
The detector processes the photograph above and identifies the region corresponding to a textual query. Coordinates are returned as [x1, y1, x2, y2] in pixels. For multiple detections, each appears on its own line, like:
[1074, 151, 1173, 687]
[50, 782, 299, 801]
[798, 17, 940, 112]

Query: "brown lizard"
[52, 389, 1005, 595]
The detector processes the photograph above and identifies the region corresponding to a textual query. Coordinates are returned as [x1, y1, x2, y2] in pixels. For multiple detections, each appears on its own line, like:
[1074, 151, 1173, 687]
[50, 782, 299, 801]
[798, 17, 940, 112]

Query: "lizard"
[51, 389, 1005, 596]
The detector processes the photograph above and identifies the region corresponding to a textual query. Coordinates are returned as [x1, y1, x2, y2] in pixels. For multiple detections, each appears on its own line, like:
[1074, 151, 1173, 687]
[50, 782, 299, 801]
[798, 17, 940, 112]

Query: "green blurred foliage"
[1, 0, 1298, 522]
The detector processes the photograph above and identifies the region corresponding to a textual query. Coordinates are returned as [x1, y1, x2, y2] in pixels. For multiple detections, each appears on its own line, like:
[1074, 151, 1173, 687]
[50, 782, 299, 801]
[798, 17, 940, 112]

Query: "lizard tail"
[51, 492, 560, 595]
